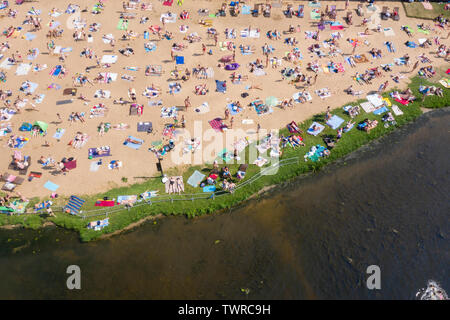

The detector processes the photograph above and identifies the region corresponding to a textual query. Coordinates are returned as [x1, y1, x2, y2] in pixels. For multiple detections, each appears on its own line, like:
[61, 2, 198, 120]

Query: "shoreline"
[2, 106, 449, 240]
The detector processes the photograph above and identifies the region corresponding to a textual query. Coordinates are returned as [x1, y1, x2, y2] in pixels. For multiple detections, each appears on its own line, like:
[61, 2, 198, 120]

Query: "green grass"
[402, 2, 450, 20]
[2, 76, 449, 241]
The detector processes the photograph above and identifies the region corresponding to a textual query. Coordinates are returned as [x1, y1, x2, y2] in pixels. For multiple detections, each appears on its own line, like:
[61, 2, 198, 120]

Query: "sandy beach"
[0, 0, 448, 199]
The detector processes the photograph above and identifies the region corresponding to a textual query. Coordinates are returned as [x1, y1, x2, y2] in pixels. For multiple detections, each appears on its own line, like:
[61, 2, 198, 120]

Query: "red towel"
[163, 0, 173, 6]
[394, 98, 409, 106]
[209, 119, 224, 132]
[446, 68, 450, 75]
[95, 200, 115, 207]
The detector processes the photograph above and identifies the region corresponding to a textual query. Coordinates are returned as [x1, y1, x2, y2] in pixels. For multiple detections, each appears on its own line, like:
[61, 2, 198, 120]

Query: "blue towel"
[203, 185, 216, 193]
[187, 170, 205, 187]
[216, 80, 226, 92]
[53, 128, 65, 139]
[227, 103, 242, 115]
[124, 136, 144, 149]
[175, 56, 184, 64]
[373, 106, 388, 115]
[326, 115, 345, 130]
[242, 5, 251, 14]
[44, 181, 59, 191]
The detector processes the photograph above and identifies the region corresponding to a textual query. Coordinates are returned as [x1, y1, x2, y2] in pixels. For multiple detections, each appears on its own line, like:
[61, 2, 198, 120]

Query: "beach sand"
[0, 0, 448, 198]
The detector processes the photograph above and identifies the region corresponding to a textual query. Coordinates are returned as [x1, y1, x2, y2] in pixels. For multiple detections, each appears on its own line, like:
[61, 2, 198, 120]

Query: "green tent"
[33, 121, 48, 132]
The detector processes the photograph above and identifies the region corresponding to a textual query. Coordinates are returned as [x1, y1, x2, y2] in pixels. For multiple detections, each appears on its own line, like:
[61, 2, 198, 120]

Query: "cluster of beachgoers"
[0, 0, 449, 230]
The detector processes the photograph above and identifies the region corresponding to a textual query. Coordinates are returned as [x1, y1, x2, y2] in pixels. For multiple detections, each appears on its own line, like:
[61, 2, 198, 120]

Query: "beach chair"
[393, 7, 400, 21]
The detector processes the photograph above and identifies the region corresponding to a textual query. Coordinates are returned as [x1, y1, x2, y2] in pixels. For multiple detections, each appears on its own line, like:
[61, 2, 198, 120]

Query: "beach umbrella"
[33, 121, 48, 132]
[265, 96, 279, 107]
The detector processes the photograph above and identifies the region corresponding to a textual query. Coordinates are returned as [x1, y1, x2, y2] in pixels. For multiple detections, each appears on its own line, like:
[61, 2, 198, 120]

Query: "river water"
[1, 109, 449, 299]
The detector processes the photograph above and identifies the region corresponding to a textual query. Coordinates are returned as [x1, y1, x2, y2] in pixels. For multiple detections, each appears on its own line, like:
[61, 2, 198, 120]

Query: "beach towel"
[373, 106, 389, 115]
[99, 72, 118, 82]
[27, 49, 39, 60]
[360, 101, 376, 113]
[0, 58, 14, 70]
[100, 55, 118, 64]
[394, 98, 410, 106]
[310, 9, 320, 20]
[242, 119, 254, 125]
[195, 102, 210, 114]
[64, 196, 85, 215]
[117, 195, 137, 205]
[108, 160, 123, 170]
[307, 122, 325, 136]
[187, 170, 205, 187]
[160, 13, 177, 23]
[21, 82, 38, 94]
[175, 56, 184, 64]
[203, 186, 216, 193]
[439, 78, 449, 88]
[124, 136, 144, 150]
[161, 106, 178, 118]
[253, 156, 268, 167]
[391, 105, 404, 116]
[383, 28, 395, 37]
[326, 115, 345, 130]
[137, 122, 152, 132]
[15, 63, 31, 76]
[44, 181, 59, 192]
[215, 80, 226, 93]
[227, 103, 242, 115]
[94, 90, 111, 98]
[163, 0, 173, 6]
[145, 42, 157, 52]
[95, 200, 115, 207]
[209, 118, 226, 132]
[117, 19, 128, 30]
[219, 148, 233, 162]
[330, 22, 343, 30]
[242, 5, 251, 14]
[366, 94, 384, 108]
[168, 83, 181, 94]
[90, 161, 100, 172]
[53, 128, 65, 139]
[89, 147, 111, 158]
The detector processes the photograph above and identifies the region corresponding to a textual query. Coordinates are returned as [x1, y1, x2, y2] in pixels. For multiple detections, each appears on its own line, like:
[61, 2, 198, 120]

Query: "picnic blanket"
[187, 170, 205, 187]
[160, 13, 177, 23]
[306, 122, 325, 136]
[209, 118, 226, 132]
[326, 115, 345, 130]
[373, 106, 389, 115]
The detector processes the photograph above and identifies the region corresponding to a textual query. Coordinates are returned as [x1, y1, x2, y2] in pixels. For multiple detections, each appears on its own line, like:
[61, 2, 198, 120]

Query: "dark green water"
[1, 109, 449, 299]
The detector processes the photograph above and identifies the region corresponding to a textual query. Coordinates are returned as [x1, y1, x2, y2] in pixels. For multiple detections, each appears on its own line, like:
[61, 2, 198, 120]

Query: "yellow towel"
[382, 97, 391, 107]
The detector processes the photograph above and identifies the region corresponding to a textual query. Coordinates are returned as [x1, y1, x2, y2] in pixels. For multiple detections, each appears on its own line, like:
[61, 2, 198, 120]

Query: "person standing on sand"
[411, 61, 419, 73]
[184, 96, 191, 110]
[202, 43, 206, 55]
[257, 123, 261, 135]
[230, 116, 234, 129]
[214, 33, 218, 46]
[345, 0, 349, 10]
[224, 108, 230, 120]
